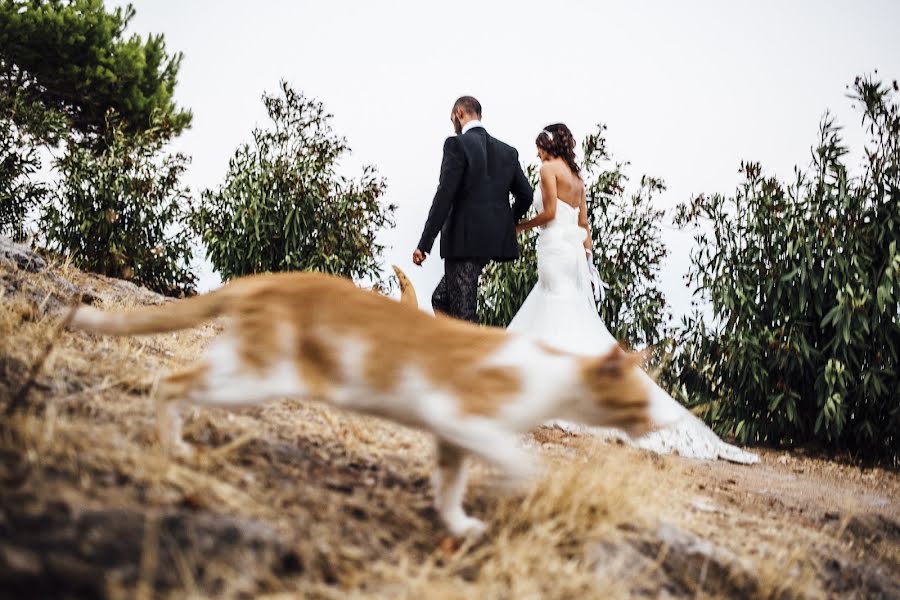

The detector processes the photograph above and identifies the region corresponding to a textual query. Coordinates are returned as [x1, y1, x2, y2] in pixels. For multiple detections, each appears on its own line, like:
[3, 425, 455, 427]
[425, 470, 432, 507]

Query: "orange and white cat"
[68, 270, 651, 536]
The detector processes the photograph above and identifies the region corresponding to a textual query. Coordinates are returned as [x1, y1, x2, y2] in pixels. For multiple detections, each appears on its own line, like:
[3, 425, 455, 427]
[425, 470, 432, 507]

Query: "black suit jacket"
[417, 127, 533, 261]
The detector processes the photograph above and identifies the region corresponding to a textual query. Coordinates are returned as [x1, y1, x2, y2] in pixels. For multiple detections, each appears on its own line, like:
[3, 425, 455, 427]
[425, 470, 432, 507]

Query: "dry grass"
[1, 256, 898, 599]
[336, 447, 659, 600]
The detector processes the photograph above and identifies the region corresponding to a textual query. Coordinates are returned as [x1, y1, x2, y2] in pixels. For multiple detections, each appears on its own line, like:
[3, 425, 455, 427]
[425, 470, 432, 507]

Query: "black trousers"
[431, 259, 488, 323]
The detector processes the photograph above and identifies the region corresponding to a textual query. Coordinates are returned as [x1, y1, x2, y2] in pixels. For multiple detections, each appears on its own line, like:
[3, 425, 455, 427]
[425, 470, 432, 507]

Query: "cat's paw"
[448, 515, 487, 538]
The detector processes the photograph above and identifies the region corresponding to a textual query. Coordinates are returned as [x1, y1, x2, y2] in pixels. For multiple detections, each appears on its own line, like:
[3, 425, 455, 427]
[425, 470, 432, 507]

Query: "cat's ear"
[594, 345, 641, 378]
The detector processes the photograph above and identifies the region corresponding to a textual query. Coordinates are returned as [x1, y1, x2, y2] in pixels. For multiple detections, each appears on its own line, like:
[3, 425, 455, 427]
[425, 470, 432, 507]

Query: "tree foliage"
[0, 117, 45, 241]
[193, 81, 394, 284]
[0, 0, 191, 144]
[667, 75, 900, 463]
[0, 0, 190, 243]
[42, 116, 196, 296]
[582, 126, 670, 349]
[478, 125, 670, 352]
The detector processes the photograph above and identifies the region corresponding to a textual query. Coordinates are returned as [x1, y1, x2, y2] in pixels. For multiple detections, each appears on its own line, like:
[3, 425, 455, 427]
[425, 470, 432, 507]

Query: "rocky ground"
[0, 238, 898, 599]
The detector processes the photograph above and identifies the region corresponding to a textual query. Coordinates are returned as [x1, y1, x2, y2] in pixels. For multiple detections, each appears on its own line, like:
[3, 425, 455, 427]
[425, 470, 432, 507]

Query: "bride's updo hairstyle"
[536, 123, 581, 178]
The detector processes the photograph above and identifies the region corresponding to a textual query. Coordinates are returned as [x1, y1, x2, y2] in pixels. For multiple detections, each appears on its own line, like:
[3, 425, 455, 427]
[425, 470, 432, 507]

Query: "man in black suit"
[413, 96, 533, 323]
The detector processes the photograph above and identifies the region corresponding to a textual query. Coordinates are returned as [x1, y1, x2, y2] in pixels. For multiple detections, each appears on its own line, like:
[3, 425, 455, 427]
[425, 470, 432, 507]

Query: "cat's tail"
[68, 289, 230, 336]
[392, 265, 418, 308]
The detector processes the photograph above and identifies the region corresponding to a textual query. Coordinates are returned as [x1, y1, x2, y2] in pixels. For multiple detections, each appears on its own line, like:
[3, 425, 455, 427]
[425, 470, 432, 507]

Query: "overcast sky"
[108, 0, 900, 321]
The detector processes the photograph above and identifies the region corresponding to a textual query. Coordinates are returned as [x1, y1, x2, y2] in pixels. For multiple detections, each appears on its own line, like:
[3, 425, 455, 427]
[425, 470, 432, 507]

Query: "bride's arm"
[516, 165, 557, 233]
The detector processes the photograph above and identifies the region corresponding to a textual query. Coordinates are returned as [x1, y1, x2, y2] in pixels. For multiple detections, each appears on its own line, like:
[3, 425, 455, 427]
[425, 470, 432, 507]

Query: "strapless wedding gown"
[508, 191, 758, 464]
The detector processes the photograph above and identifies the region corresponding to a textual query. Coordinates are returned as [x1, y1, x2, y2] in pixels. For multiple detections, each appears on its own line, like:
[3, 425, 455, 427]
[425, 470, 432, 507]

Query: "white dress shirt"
[461, 119, 484, 134]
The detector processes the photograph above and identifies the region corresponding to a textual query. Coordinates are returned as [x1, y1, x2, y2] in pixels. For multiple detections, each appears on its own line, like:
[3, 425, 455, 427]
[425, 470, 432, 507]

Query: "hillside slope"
[0, 238, 897, 599]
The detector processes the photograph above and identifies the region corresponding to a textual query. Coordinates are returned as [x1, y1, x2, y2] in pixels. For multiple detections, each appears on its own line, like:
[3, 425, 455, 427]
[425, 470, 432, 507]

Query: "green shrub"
[668, 75, 899, 463]
[0, 118, 45, 242]
[42, 116, 196, 296]
[193, 81, 394, 285]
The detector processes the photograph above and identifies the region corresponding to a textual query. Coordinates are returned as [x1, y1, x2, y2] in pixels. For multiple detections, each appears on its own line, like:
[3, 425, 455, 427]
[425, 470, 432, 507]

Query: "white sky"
[108, 0, 900, 321]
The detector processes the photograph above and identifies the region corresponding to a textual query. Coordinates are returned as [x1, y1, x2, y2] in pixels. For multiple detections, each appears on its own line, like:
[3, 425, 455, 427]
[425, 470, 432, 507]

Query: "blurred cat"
[67, 270, 651, 536]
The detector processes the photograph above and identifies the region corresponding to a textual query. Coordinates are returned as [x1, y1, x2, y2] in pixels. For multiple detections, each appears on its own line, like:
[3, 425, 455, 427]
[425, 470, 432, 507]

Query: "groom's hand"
[412, 249, 427, 266]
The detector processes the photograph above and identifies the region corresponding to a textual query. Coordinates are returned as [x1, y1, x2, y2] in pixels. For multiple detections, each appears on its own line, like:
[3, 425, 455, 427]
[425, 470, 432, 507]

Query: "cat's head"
[576, 346, 652, 437]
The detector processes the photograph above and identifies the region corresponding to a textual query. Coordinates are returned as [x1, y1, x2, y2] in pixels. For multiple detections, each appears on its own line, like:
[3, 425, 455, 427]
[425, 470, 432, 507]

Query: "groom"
[413, 96, 533, 323]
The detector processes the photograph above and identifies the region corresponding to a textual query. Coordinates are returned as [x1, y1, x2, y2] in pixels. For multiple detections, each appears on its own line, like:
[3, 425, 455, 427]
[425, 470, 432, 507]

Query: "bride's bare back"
[540, 158, 584, 210]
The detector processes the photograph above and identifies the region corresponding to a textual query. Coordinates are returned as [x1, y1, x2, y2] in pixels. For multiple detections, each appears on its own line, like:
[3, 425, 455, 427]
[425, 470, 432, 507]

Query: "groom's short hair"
[453, 96, 482, 118]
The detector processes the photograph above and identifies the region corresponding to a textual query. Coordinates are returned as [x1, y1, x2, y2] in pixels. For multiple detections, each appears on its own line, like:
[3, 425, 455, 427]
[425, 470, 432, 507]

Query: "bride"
[510, 124, 758, 464]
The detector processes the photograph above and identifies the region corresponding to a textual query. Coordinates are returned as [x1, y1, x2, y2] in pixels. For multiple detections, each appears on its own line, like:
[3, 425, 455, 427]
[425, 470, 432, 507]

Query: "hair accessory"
[542, 129, 554, 142]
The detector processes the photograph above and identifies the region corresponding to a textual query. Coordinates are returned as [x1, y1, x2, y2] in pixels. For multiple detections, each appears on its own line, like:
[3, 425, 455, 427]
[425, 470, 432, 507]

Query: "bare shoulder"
[539, 160, 562, 180]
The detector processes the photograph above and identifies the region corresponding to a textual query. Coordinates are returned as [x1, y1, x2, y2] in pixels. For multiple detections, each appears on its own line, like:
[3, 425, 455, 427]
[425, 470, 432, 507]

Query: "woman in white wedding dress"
[510, 124, 758, 464]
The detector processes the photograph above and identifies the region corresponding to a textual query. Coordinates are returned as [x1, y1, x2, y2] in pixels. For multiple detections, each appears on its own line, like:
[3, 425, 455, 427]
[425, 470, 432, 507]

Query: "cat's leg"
[157, 398, 193, 458]
[463, 427, 537, 487]
[156, 360, 299, 457]
[425, 403, 537, 486]
[156, 363, 208, 457]
[433, 440, 486, 537]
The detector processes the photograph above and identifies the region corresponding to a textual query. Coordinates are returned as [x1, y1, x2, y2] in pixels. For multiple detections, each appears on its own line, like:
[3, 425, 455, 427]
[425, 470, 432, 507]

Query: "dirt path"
[534, 427, 900, 598]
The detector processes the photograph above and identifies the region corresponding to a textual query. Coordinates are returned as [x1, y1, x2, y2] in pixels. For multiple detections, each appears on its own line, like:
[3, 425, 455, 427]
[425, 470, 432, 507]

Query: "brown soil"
[1, 243, 898, 599]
